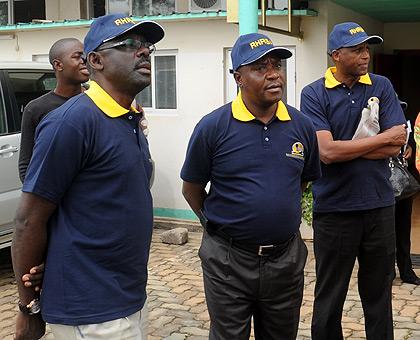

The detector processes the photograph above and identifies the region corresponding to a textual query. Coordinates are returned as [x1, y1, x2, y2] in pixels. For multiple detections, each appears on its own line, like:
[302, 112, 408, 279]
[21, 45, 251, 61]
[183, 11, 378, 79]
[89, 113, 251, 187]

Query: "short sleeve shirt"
[23, 81, 153, 325]
[181, 93, 321, 244]
[301, 68, 406, 212]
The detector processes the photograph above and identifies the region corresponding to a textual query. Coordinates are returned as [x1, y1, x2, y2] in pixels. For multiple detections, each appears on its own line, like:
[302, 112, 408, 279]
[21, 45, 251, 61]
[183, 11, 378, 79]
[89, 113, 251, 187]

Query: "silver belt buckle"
[258, 244, 274, 256]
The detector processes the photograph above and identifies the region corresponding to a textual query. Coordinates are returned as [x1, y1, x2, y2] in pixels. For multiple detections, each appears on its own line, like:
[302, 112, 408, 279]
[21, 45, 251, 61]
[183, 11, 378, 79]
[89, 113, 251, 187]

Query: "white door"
[0, 93, 21, 247]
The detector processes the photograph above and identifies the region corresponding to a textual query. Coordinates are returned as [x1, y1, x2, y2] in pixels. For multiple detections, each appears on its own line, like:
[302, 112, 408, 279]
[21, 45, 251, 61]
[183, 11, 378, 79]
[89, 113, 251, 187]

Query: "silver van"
[0, 62, 56, 249]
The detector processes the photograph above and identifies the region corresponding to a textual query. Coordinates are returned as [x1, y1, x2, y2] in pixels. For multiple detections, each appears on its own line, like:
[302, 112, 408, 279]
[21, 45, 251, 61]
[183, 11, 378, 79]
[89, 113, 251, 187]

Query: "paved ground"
[1, 229, 419, 340]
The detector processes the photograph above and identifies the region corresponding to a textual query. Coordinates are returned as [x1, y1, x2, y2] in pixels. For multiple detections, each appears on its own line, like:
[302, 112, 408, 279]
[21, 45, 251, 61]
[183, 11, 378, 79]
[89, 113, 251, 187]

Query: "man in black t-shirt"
[18, 38, 90, 182]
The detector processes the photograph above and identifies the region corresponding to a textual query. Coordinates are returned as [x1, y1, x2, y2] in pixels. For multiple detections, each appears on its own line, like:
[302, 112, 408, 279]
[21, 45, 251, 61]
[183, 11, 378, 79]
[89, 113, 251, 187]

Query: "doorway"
[375, 51, 420, 256]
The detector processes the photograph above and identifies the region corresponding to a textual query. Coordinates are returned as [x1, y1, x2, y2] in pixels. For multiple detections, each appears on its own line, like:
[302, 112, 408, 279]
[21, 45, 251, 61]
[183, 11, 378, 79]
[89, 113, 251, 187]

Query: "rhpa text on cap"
[328, 22, 383, 55]
[84, 13, 165, 55]
[231, 33, 292, 72]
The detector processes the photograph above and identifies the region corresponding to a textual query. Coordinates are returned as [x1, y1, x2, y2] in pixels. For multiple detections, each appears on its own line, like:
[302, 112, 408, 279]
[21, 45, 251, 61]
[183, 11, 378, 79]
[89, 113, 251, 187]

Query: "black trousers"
[199, 231, 307, 340]
[311, 206, 395, 340]
[395, 197, 418, 281]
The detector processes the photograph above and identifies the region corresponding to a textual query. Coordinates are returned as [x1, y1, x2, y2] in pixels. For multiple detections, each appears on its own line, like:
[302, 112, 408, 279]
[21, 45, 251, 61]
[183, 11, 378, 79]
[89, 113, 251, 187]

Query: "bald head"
[48, 38, 89, 87]
[49, 38, 82, 68]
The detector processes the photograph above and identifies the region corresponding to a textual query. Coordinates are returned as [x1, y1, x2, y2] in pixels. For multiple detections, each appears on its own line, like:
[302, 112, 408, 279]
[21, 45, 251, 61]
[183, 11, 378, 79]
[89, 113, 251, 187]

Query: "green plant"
[301, 182, 313, 226]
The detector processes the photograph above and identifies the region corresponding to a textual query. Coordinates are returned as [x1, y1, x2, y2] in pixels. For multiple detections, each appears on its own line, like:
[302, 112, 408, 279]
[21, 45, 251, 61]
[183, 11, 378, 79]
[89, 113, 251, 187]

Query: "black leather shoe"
[402, 276, 420, 285]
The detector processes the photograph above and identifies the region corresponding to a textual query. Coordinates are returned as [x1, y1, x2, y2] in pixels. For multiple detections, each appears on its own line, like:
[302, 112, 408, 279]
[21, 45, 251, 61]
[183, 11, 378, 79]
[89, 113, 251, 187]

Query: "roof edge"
[0, 9, 317, 33]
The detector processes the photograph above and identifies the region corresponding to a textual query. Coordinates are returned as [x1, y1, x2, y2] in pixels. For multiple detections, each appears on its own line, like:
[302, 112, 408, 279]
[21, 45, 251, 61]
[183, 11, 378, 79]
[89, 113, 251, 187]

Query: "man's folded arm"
[362, 145, 402, 159]
[316, 124, 407, 164]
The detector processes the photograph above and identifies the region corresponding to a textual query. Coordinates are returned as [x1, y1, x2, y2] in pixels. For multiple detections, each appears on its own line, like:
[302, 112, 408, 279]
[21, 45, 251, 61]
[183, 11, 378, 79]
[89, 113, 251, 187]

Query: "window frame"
[0, 69, 20, 135]
[137, 49, 178, 115]
[0, 0, 13, 25]
[2, 69, 56, 134]
[0, 0, 45, 25]
[0, 73, 8, 135]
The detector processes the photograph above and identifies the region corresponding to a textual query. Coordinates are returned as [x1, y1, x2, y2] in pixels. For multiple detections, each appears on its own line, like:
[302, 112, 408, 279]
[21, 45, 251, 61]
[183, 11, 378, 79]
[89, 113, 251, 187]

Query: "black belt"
[207, 227, 295, 257]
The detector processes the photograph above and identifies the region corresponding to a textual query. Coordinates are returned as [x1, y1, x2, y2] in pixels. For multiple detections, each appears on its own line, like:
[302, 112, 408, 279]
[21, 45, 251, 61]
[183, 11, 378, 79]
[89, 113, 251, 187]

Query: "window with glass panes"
[0, 0, 45, 25]
[136, 52, 177, 110]
[0, 1, 7, 25]
[105, 0, 175, 16]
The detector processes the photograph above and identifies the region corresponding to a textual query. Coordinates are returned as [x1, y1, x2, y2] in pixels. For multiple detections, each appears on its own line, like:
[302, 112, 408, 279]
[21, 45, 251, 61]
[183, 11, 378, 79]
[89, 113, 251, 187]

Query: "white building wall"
[0, 27, 88, 62]
[297, 0, 329, 108]
[147, 20, 239, 214]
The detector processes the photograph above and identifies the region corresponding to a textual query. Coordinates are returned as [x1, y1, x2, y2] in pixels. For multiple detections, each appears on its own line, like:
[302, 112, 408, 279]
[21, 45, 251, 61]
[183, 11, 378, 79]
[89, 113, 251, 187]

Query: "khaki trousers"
[49, 300, 147, 340]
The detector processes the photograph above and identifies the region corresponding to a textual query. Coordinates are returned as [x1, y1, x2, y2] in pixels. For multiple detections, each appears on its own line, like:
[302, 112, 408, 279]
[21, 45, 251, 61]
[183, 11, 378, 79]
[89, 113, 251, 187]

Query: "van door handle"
[0, 146, 19, 154]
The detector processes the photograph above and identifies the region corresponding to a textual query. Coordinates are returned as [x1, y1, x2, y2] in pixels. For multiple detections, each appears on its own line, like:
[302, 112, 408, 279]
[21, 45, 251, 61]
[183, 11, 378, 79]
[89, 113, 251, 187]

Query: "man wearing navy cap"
[301, 22, 407, 340]
[12, 13, 164, 340]
[181, 33, 321, 339]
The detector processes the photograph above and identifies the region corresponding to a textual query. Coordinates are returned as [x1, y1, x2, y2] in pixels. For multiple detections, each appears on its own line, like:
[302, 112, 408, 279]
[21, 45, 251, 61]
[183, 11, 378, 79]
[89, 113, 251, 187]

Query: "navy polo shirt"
[181, 93, 321, 244]
[23, 81, 153, 325]
[301, 67, 406, 212]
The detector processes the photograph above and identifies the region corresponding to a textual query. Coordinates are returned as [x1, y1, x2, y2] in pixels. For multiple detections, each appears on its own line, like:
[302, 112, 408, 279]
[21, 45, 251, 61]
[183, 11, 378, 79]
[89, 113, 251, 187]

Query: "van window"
[0, 83, 6, 134]
[7, 71, 56, 116]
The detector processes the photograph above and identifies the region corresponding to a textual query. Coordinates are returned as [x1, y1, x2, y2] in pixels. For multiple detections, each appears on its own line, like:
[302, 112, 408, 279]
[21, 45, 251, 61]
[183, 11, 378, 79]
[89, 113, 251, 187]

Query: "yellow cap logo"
[249, 38, 273, 49]
[114, 17, 135, 26]
[349, 27, 365, 35]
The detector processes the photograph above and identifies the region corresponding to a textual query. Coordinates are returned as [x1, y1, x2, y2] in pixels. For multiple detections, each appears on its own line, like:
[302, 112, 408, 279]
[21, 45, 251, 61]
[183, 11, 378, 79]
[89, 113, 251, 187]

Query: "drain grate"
[411, 254, 420, 268]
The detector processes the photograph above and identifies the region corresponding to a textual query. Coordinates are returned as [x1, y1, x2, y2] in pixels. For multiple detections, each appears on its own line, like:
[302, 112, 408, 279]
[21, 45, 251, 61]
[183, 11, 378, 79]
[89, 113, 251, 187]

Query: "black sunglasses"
[96, 38, 156, 54]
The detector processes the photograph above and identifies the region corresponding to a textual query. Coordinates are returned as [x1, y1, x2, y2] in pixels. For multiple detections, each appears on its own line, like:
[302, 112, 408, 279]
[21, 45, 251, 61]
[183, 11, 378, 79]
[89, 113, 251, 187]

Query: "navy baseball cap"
[84, 13, 165, 55]
[328, 22, 383, 55]
[231, 33, 292, 72]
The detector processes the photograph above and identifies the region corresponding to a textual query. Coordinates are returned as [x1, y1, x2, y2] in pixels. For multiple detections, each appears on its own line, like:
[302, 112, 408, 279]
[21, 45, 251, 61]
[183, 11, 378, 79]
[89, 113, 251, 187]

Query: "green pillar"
[239, 0, 258, 35]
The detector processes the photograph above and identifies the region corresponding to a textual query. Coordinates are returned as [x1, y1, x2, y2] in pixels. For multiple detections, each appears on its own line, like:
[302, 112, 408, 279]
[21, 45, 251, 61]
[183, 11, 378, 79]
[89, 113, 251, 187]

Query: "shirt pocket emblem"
[286, 141, 305, 160]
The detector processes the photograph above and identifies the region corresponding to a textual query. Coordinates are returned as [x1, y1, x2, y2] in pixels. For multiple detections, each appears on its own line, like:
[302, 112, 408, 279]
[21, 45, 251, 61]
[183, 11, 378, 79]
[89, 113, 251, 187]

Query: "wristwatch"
[18, 298, 41, 315]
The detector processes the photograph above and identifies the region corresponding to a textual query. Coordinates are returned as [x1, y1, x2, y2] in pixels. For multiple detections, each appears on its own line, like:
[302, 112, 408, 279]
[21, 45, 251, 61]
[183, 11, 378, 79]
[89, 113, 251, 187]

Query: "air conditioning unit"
[190, 0, 227, 12]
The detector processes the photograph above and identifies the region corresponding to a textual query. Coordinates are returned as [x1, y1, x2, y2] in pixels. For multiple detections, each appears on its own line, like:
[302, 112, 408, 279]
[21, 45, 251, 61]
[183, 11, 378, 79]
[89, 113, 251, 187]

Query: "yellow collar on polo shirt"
[84, 81, 138, 118]
[231, 91, 291, 122]
[324, 67, 372, 89]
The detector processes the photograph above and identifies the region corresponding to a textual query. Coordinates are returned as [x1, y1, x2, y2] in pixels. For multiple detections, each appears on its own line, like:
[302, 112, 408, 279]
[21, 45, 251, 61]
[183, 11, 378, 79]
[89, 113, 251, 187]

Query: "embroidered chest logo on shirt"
[286, 142, 304, 160]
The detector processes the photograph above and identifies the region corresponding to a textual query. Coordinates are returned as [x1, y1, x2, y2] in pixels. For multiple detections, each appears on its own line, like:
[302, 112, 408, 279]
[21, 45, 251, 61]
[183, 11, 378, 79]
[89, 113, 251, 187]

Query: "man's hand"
[382, 124, 407, 146]
[133, 102, 149, 137]
[14, 313, 45, 340]
[22, 263, 44, 292]
[139, 115, 149, 137]
[403, 144, 413, 160]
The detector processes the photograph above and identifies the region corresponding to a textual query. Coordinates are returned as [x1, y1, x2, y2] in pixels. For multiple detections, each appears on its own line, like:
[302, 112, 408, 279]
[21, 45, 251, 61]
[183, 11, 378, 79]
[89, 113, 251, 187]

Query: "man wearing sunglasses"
[12, 13, 164, 340]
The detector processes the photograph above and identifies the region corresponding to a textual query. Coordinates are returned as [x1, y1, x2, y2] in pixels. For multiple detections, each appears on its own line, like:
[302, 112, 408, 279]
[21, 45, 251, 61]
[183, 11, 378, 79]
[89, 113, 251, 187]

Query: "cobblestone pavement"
[1, 230, 419, 339]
